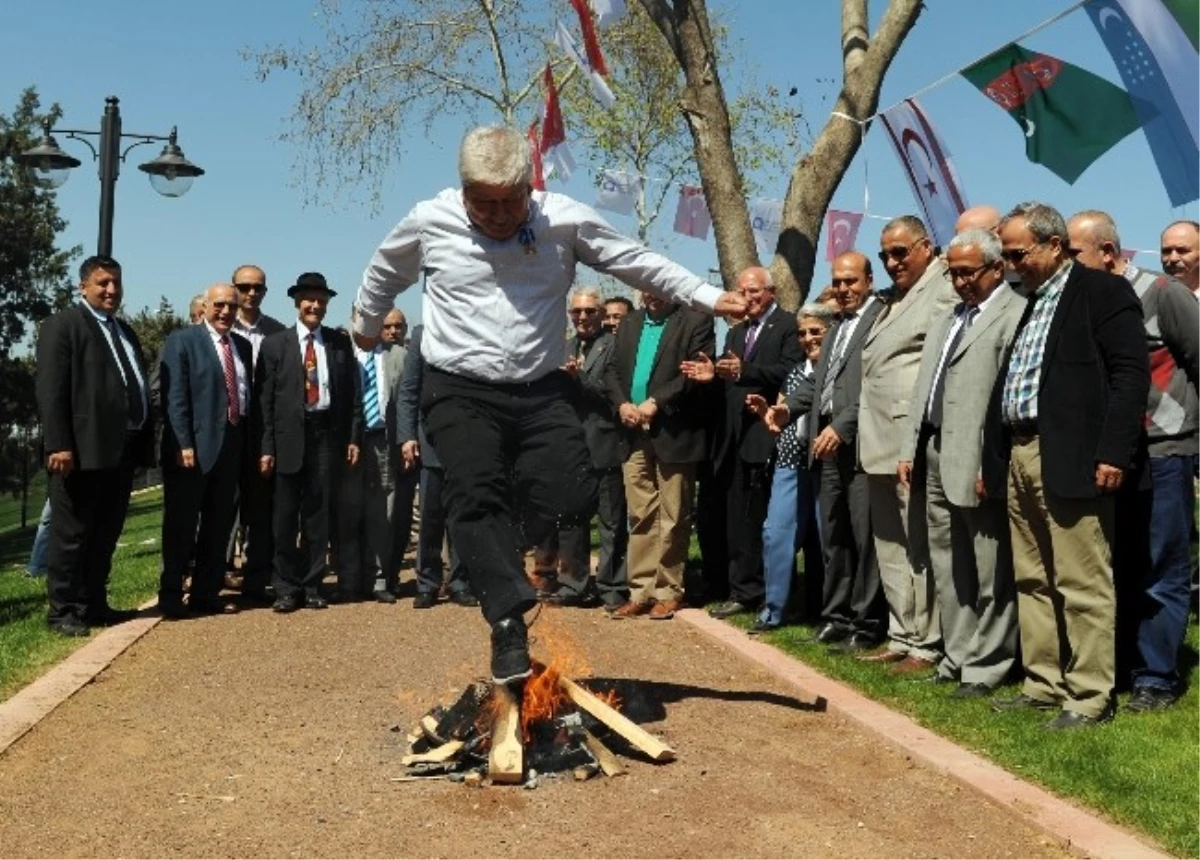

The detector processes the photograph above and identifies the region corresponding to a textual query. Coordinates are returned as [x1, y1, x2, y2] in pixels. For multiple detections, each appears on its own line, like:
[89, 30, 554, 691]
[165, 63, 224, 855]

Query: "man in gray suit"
[898, 229, 1025, 696]
[333, 308, 408, 602]
[550, 286, 628, 608]
[768, 251, 884, 651]
[858, 215, 958, 674]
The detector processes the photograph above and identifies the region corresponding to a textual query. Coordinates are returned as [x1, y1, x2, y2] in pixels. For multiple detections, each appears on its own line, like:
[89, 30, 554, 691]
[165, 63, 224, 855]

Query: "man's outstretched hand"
[680, 352, 715, 382]
[352, 329, 380, 352]
[714, 291, 748, 322]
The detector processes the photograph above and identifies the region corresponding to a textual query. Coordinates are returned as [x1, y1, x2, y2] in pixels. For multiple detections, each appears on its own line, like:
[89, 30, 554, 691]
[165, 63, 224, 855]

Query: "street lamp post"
[16, 96, 205, 256]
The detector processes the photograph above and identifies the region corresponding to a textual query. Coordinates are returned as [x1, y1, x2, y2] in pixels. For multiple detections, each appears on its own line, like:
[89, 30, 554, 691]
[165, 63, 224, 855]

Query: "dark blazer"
[785, 297, 885, 468]
[568, 331, 621, 470]
[256, 324, 362, 475]
[1005, 264, 1149, 499]
[36, 303, 154, 470]
[396, 324, 438, 468]
[713, 304, 805, 467]
[605, 306, 715, 464]
[160, 324, 253, 475]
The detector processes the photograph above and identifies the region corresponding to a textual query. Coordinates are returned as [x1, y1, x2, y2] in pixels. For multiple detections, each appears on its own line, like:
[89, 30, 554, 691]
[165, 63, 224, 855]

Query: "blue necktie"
[363, 354, 382, 429]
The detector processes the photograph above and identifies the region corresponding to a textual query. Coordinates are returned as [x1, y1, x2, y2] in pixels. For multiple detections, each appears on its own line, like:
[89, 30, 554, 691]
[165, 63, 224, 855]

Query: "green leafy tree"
[120, 297, 187, 365]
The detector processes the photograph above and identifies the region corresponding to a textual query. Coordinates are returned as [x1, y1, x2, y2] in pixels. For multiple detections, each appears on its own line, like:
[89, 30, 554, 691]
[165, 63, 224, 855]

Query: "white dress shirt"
[82, 301, 148, 429]
[353, 188, 722, 383]
[296, 322, 331, 411]
[204, 321, 249, 416]
[233, 314, 270, 367]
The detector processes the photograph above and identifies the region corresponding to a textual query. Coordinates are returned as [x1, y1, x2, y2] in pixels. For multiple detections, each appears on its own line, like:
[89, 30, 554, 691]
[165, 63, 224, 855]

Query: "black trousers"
[726, 459, 772, 605]
[558, 467, 629, 604]
[45, 437, 137, 625]
[272, 415, 333, 597]
[160, 424, 244, 602]
[817, 439, 883, 639]
[236, 456, 276, 593]
[421, 367, 597, 625]
[390, 466, 419, 583]
[694, 459, 730, 603]
[415, 465, 470, 595]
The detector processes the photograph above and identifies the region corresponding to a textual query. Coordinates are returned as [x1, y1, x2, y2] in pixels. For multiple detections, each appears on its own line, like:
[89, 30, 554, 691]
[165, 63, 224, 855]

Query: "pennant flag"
[528, 119, 545, 191]
[1086, 0, 1199, 205]
[1120, 247, 1138, 262]
[595, 169, 642, 216]
[825, 209, 865, 262]
[961, 46, 1145, 184]
[540, 64, 576, 182]
[878, 98, 969, 249]
[569, 0, 609, 75]
[749, 198, 784, 254]
[591, 0, 627, 28]
[672, 185, 711, 240]
[555, 20, 616, 108]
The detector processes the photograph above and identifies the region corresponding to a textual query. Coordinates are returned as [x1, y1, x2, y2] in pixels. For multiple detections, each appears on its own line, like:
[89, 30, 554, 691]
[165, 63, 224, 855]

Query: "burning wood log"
[558, 676, 676, 762]
[401, 740, 464, 766]
[487, 685, 524, 784]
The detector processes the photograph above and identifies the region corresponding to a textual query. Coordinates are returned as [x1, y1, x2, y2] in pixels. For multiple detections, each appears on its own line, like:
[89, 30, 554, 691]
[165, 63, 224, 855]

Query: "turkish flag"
[879, 98, 969, 248]
[527, 119, 544, 191]
[540, 64, 576, 181]
[825, 209, 864, 262]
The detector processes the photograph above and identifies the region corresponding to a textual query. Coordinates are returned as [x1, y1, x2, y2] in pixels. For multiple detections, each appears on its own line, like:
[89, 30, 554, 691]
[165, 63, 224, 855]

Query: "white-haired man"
[351, 125, 746, 686]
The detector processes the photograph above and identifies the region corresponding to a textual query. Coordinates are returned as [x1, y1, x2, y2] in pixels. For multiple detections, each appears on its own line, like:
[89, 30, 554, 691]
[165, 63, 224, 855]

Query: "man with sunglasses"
[897, 230, 1025, 697]
[1067, 210, 1197, 714]
[350, 125, 747, 686]
[229, 265, 287, 603]
[858, 216, 957, 676]
[991, 202, 1148, 729]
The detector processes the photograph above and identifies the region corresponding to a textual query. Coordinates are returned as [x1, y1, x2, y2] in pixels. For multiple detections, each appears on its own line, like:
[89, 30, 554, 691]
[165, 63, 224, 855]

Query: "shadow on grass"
[0, 593, 45, 625]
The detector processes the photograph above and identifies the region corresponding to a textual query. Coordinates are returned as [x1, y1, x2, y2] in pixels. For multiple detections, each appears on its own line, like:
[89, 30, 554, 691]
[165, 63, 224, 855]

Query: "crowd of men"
[32, 123, 1197, 728]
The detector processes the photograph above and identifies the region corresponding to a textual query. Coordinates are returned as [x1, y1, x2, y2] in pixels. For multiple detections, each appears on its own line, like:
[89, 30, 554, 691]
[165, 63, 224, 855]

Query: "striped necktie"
[363, 353, 382, 429]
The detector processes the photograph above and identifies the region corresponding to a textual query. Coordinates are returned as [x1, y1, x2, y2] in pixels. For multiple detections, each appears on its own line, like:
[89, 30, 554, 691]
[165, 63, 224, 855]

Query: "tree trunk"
[769, 0, 924, 309]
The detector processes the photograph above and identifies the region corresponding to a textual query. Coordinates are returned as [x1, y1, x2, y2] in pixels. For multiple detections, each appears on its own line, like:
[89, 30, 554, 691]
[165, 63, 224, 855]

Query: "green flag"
[961, 44, 1146, 183]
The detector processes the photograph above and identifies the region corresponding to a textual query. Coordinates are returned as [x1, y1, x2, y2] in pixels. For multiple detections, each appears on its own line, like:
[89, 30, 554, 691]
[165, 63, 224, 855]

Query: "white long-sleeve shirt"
[353, 188, 722, 383]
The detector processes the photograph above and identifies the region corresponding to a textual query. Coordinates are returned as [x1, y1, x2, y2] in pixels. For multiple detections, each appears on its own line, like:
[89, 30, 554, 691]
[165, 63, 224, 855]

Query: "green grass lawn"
[724, 607, 1200, 858]
[0, 488, 163, 700]
[0, 472, 48, 534]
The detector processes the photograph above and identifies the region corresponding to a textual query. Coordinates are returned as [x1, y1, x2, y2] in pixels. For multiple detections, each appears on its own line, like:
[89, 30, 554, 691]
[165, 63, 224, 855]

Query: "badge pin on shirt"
[518, 225, 538, 255]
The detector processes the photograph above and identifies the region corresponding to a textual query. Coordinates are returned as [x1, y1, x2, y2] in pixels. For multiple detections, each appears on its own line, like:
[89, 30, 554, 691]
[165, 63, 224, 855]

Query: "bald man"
[1160, 221, 1199, 296]
[955, 206, 1002, 235]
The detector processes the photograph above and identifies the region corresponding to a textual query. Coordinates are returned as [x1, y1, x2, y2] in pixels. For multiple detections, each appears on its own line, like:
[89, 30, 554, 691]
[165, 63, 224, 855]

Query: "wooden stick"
[487, 686, 524, 784]
[401, 740, 464, 765]
[390, 774, 450, 783]
[581, 729, 625, 777]
[559, 677, 676, 762]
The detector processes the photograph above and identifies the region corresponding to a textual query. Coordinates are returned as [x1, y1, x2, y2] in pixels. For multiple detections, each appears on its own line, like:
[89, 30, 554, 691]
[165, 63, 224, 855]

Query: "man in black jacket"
[990, 202, 1149, 729]
[36, 256, 154, 636]
[256, 273, 362, 612]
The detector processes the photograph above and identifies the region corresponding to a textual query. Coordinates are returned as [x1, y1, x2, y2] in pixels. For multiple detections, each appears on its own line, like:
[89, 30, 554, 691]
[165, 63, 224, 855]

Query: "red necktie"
[304, 334, 319, 406]
[221, 337, 241, 425]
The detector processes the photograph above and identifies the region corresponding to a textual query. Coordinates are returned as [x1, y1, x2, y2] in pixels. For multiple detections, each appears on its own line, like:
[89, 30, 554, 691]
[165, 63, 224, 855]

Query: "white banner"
[595, 169, 641, 216]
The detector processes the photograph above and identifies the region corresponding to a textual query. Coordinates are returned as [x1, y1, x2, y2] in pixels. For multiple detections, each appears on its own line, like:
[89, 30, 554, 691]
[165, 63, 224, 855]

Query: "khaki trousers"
[1008, 437, 1115, 718]
[623, 435, 696, 604]
[868, 474, 942, 662]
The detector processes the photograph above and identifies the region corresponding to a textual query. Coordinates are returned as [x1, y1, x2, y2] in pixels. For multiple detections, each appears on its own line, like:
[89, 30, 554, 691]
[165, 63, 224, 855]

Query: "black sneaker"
[413, 592, 437, 609]
[1126, 686, 1179, 713]
[490, 616, 532, 686]
[448, 589, 480, 608]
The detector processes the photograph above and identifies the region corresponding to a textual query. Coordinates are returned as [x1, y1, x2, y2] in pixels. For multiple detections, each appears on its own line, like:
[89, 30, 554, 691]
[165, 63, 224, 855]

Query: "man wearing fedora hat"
[349, 125, 747, 686]
[256, 272, 362, 612]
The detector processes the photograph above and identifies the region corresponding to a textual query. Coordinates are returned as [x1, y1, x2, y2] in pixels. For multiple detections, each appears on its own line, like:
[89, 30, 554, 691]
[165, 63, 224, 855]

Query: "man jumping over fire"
[351, 125, 745, 686]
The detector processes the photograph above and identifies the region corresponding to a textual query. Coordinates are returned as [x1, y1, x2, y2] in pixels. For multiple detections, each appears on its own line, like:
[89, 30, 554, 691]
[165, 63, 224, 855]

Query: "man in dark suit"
[683, 266, 804, 619]
[991, 202, 1149, 729]
[769, 252, 885, 651]
[546, 286, 628, 608]
[229, 264, 286, 602]
[36, 255, 154, 636]
[607, 291, 715, 618]
[256, 273, 363, 612]
[158, 283, 252, 617]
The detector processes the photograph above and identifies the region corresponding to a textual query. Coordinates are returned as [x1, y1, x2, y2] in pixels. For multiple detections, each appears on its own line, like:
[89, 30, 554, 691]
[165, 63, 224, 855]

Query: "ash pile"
[399, 662, 675, 789]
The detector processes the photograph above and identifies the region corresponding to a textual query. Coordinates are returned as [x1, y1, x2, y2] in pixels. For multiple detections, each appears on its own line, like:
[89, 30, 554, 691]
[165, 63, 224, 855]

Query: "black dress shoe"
[1043, 699, 1116, 730]
[190, 596, 239, 616]
[952, 682, 995, 699]
[373, 589, 398, 605]
[749, 618, 780, 634]
[802, 622, 849, 644]
[828, 632, 882, 654]
[491, 616, 532, 686]
[448, 589, 480, 608]
[158, 599, 191, 620]
[708, 600, 751, 620]
[50, 617, 91, 638]
[413, 592, 437, 609]
[305, 594, 328, 609]
[1126, 686, 1179, 713]
[272, 593, 300, 613]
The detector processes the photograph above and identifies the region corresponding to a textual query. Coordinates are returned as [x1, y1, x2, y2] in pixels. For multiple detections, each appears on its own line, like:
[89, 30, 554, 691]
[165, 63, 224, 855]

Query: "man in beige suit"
[859, 215, 957, 673]
[899, 229, 1026, 696]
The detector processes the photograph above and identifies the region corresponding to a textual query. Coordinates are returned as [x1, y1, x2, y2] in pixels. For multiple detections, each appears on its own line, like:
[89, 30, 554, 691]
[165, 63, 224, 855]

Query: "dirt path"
[0, 598, 1070, 859]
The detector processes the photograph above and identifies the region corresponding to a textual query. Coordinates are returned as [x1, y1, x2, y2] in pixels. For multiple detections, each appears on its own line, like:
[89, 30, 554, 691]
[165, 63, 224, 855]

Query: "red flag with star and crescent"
[878, 98, 969, 248]
[527, 119, 545, 191]
[825, 209, 864, 262]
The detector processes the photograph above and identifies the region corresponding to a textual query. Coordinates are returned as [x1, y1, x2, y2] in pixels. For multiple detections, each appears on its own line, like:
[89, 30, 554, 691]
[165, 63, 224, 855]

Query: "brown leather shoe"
[649, 599, 684, 620]
[608, 600, 653, 619]
[857, 647, 906, 664]
[887, 655, 937, 676]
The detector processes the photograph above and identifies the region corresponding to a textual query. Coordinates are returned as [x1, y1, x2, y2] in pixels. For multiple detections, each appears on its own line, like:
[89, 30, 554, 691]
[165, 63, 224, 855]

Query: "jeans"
[1132, 455, 1196, 693]
[27, 499, 52, 575]
[760, 464, 815, 625]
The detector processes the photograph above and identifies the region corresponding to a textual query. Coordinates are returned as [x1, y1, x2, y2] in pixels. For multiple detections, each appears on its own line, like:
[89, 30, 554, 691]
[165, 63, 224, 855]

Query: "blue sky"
[1, 0, 1195, 332]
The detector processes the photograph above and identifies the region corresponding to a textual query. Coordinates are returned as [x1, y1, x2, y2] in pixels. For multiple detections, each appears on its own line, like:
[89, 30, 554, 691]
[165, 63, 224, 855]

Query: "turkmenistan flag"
[961, 44, 1146, 184]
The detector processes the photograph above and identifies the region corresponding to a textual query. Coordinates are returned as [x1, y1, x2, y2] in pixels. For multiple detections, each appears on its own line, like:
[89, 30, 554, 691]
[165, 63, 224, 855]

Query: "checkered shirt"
[1002, 262, 1073, 425]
